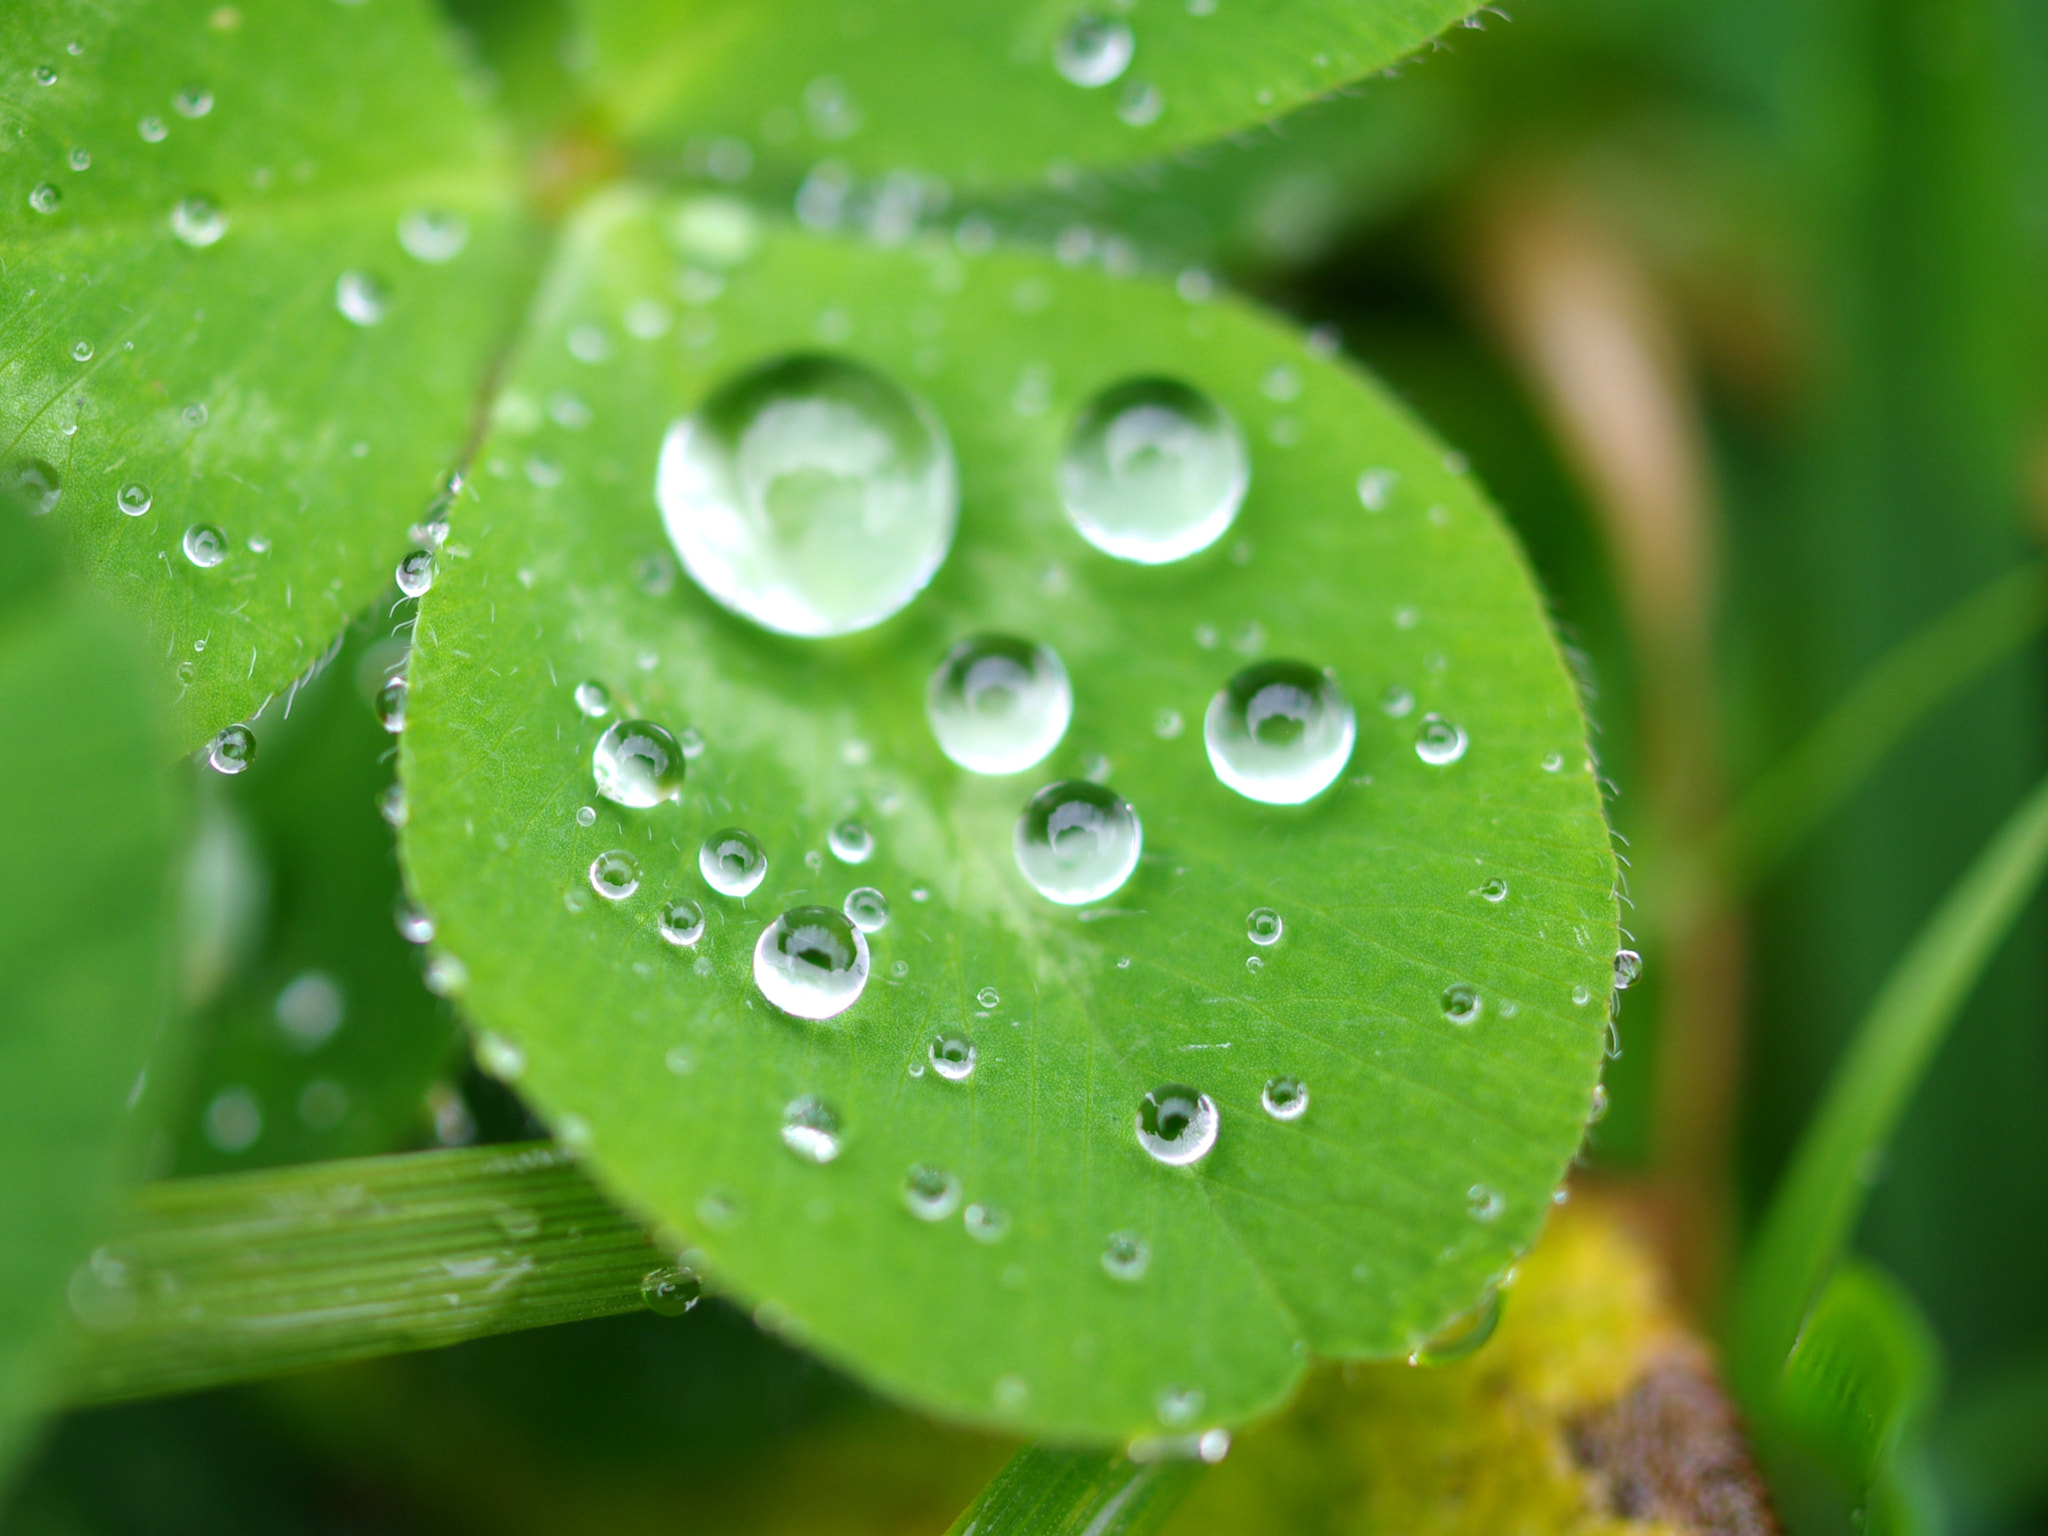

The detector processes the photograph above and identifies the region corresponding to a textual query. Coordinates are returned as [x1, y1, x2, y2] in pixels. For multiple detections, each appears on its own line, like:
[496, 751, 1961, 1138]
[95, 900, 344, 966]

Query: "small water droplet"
[395, 900, 434, 943]
[588, 849, 641, 900]
[116, 482, 152, 516]
[641, 1264, 702, 1315]
[665, 1045, 695, 1075]
[1101, 1231, 1150, 1280]
[755, 906, 868, 1019]
[68, 147, 90, 171]
[374, 677, 407, 733]
[1479, 878, 1508, 903]
[657, 354, 957, 637]
[659, 898, 705, 946]
[70, 339, 93, 362]
[1204, 660, 1355, 804]
[1246, 907, 1283, 946]
[171, 86, 213, 118]
[929, 1034, 977, 1081]
[926, 634, 1072, 775]
[204, 1086, 261, 1152]
[828, 819, 874, 864]
[1014, 780, 1142, 905]
[781, 1094, 843, 1162]
[1154, 708, 1184, 739]
[1415, 714, 1468, 766]
[1613, 949, 1642, 990]
[10, 460, 60, 515]
[182, 523, 228, 567]
[593, 719, 685, 808]
[1589, 1082, 1610, 1123]
[1441, 983, 1482, 1025]
[1054, 13, 1134, 86]
[1571, 983, 1592, 1007]
[1541, 751, 1565, 773]
[1116, 80, 1163, 125]
[802, 74, 863, 140]
[964, 1201, 1011, 1242]
[1059, 378, 1247, 564]
[474, 1030, 525, 1080]
[573, 680, 612, 718]
[1261, 1076, 1308, 1120]
[394, 547, 434, 597]
[397, 207, 469, 263]
[1409, 1291, 1502, 1365]
[138, 115, 168, 142]
[1466, 1183, 1504, 1223]
[574, 805, 596, 827]
[1380, 685, 1415, 719]
[902, 1163, 962, 1220]
[335, 270, 389, 326]
[207, 723, 256, 774]
[169, 195, 226, 247]
[378, 781, 408, 827]
[28, 182, 62, 214]
[975, 985, 1000, 1010]
[1136, 1085, 1218, 1166]
[700, 828, 767, 896]
[183, 402, 208, 427]
[33, 64, 58, 86]
[841, 886, 889, 933]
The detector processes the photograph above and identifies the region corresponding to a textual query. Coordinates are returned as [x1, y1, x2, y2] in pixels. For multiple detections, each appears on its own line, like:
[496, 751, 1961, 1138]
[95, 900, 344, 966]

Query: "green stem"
[1731, 770, 2048, 1403]
[944, 1443, 1212, 1536]
[61, 1143, 663, 1406]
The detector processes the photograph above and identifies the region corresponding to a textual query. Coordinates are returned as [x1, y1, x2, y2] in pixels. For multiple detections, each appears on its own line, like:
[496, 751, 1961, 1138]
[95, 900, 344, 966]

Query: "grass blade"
[943, 1443, 1212, 1536]
[61, 1144, 663, 1406]
[1732, 769, 2048, 1401]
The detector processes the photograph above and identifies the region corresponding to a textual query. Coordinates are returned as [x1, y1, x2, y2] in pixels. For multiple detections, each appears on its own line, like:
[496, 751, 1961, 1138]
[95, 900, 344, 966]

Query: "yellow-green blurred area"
[9, 0, 2048, 1528]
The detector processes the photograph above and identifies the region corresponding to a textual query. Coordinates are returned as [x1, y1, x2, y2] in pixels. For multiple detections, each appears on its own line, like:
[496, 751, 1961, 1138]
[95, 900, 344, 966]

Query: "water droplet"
[573, 680, 612, 718]
[183, 402, 208, 427]
[68, 147, 90, 171]
[964, 1201, 1011, 1242]
[589, 850, 640, 900]
[204, 1086, 261, 1152]
[29, 182, 62, 214]
[1059, 378, 1248, 564]
[169, 195, 226, 247]
[574, 805, 596, 827]
[395, 900, 434, 943]
[1246, 907, 1283, 946]
[975, 985, 1000, 1010]
[182, 523, 228, 568]
[474, 1030, 525, 1080]
[1380, 685, 1416, 720]
[1479, 877, 1508, 902]
[1014, 780, 1142, 905]
[1156, 1385, 1205, 1427]
[678, 726, 705, 758]
[1466, 1183, 1504, 1223]
[138, 115, 168, 143]
[641, 1264, 702, 1315]
[780, 1094, 843, 1162]
[378, 782, 408, 827]
[659, 898, 705, 946]
[664, 1045, 695, 1076]
[397, 207, 469, 263]
[1614, 949, 1642, 990]
[116, 482, 152, 516]
[1261, 1076, 1308, 1120]
[802, 74, 863, 140]
[392, 548, 434, 597]
[1118, 80, 1163, 125]
[1101, 1231, 1150, 1280]
[755, 906, 869, 1019]
[903, 1164, 963, 1220]
[1572, 983, 1592, 1007]
[1054, 13, 1134, 86]
[1136, 1085, 1218, 1166]
[657, 354, 957, 637]
[828, 819, 873, 864]
[1409, 1291, 1502, 1365]
[1441, 984, 1481, 1025]
[1589, 1082, 1610, 1123]
[33, 64, 57, 86]
[274, 970, 344, 1049]
[207, 723, 255, 774]
[593, 719, 685, 808]
[926, 634, 1072, 774]
[375, 677, 407, 733]
[70, 339, 93, 362]
[1541, 751, 1565, 773]
[836, 886, 889, 935]
[1203, 660, 1355, 804]
[700, 828, 767, 896]
[929, 1034, 976, 1082]
[1416, 714, 1468, 766]
[335, 270, 389, 326]
[10, 460, 60, 515]
[1154, 708, 1184, 739]
[172, 86, 213, 118]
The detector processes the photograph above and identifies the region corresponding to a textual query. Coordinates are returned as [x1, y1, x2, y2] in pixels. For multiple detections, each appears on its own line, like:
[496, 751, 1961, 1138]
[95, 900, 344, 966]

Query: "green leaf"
[944, 1444, 1206, 1536]
[400, 194, 1616, 1437]
[0, 507, 181, 1485]
[577, 0, 1477, 189]
[1732, 768, 2048, 1404]
[0, 0, 531, 749]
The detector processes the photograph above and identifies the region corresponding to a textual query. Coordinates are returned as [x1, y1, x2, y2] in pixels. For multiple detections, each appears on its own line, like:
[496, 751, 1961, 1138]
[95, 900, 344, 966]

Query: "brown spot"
[1570, 1346, 1780, 1536]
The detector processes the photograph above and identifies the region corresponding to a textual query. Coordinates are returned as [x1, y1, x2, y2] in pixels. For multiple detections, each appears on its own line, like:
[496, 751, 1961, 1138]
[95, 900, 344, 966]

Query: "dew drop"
[397, 207, 469, 263]
[1589, 1082, 1610, 1123]
[1613, 949, 1642, 990]
[335, 270, 389, 326]
[1380, 684, 1415, 718]
[172, 87, 213, 118]
[1014, 780, 1142, 905]
[573, 680, 612, 718]
[1156, 1386, 1205, 1427]
[1415, 714, 1468, 766]
[592, 719, 686, 808]
[378, 782, 408, 827]
[1246, 907, 1282, 946]
[1117, 80, 1163, 126]
[1203, 660, 1355, 804]
[68, 147, 91, 171]
[926, 634, 1072, 774]
[374, 677, 407, 733]
[395, 900, 434, 943]
[1261, 1076, 1308, 1120]
[182, 523, 228, 568]
[207, 723, 256, 775]
[1541, 751, 1565, 773]
[929, 1034, 977, 1082]
[116, 482, 152, 516]
[964, 1202, 1011, 1242]
[700, 828, 767, 896]
[169, 196, 226, 247]
[394, 548, 434, 597]
[28, 182, 62, 214]
[657, 354, 957, 637]
[1409, 1291, 1502, 1365]
[138, 115, 168, 142]
[1572, 983, 1592, 1007]
[574, 805, 596, 827]
[1136, 1085, 1218, 1166]
[1479, 877, 1508, 903]
[780, 1093, 844, 1161]
[1059, 378, 1247, 564]
[1101, 1231, 1150, 1280]
[828, 819, 874, 864]
[1054, 13, 1134, 86]
[902, 1164, 962, 1220]
[33, 65, 57, 86]
[975, 985, 1000, 1010]
[474, 1030, 524, 1080]
[843, 885, 889, 933]
[1441, 983, 1482, 1025]
[70, 339, 93, 362]
[589, 850, 640, 900]
[1467, 1184, 1504, 1223]
[659, 898, 705, 946]
[754, 906, 869, 1019]
[11, 459, 60, 515]
[641, 1264, 701, 1315]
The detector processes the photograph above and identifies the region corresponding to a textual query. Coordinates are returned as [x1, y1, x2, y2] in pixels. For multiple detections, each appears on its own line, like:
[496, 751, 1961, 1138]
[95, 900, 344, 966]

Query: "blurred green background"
[11, 0, 2046, 1529]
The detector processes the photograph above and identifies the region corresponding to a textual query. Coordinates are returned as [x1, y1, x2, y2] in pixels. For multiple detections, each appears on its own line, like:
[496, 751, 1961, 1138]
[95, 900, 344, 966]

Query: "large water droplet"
[592, 719, 685, 808]
[207, 724, 256, 775]
[1053, 14, 1134, 86]
[169, 195, 226, 247]
[926, 634, 1072, 774]
[1246, 907, 1283, 946]
[1136, 1085, 1218, 1166]
[700, 828, 767, 896]
[843, 886, 889, 932]
[754, 906, 869, 1019]
[1441, 983, 1481, 1025]
[1058, 378, 1247, 564]
[116, 482, 152, 516]
[828, 819, 873, 864]
[12, 459, 61, 515]
[780, 1093, 843, 1162]
[903, 1164, 962, 1220]
[394, 548, 434, 597]
[589, 850, 640, 901]
[573, 680, 612, 718]
[1261, 1076, 1308, 1121]
[641, 1264, 702, 1315]
[929, 1034, 976, 1082]
[659, 898, 705, 946]
[335, 270, 389, 326]
[1203, 660, 1355, 804]
[397, 207, 469, 263]
[1415, 714, 1468, 766]
[1014, 780, 1142, 905]
[182, 523, 228, 568]
[1102, 1231, 1150, 1281]
[657, 353, 957, 637]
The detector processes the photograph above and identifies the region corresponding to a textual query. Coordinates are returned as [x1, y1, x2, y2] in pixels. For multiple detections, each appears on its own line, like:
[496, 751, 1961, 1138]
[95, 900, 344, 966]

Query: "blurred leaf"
[400, 193, 1616, 1437]
[944, 1444, 1206, 1536]
[577, 0, 1478, 189]
[0, 507, 181, 1488]
[0, 0, 532, 748]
